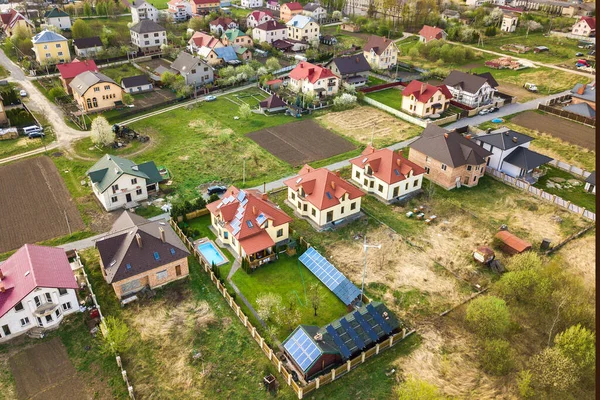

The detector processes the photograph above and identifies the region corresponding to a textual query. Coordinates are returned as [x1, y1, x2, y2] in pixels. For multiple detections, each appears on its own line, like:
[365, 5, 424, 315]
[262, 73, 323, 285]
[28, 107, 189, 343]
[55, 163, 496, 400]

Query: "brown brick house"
[95, 211, 190, 300]
[408, 125, 492, 190]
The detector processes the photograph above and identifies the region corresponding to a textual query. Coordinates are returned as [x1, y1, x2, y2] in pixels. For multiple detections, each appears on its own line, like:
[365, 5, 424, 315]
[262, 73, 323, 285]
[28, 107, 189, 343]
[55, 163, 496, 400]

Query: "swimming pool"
[198, 241, 227, 266]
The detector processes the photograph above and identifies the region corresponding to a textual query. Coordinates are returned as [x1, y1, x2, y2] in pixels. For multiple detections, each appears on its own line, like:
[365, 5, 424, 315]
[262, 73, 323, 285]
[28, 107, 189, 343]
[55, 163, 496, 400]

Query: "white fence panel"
[557, 161, 571, 170]
[570, 166, 584, 177]
[528, 186, 541, 196]
[568, 203, 582, 214]
[541, 192, 554, 201]
[362, 97, 428, 127]
[515, 180, 528, 190]
[583, 171, 592, 178]
[583, 210, 596, 221]
[554, 197, 568, 207]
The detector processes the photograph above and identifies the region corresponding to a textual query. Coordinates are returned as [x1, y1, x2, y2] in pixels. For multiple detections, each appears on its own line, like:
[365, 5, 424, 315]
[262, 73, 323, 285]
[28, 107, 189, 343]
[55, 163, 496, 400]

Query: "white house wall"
[92, 173, 150, 211]
[351, 164, 423, 201]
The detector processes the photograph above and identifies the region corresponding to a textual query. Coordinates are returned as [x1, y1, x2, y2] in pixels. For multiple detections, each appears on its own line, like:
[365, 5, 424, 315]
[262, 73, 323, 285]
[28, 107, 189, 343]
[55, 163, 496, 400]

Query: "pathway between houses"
[228, 280, 268, 329]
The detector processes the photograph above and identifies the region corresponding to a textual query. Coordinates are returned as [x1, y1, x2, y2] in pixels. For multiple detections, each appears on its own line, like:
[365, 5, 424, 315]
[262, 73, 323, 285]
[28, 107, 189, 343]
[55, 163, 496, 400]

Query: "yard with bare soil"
[511, 111, 596, 150]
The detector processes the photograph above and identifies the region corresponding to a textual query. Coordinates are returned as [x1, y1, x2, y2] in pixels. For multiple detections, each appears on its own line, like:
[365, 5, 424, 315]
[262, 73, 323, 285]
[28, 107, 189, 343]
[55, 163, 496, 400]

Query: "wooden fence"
[169, 218, 415, 398]
[485, 167, 595, 222]
[538, 104, 596, 127]
[176, 208, 210, 222]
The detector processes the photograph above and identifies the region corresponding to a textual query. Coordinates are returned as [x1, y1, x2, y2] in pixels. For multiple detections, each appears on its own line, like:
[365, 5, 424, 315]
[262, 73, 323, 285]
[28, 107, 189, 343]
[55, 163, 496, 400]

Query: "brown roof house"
[95, 211, 190, 300]
[363, 35, 398, 70]
[408, 125, 492, 190]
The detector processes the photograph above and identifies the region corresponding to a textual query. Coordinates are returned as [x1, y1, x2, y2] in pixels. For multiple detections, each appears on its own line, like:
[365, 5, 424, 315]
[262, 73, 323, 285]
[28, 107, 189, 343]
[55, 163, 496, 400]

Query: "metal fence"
[538, 104, 596, 127]
[548, 159, 593, 179]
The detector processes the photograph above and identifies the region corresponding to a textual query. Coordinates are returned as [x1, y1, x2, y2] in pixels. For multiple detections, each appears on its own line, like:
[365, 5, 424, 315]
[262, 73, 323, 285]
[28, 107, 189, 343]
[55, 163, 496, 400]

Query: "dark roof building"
[363, 35, 396, 56]
[121, 74, 152, 89]
[443, 70, 499, 93]
[325, 54, 371, 80]
[502, 147, 552, 173]
[571, 83, 596, 104]
[259, 94, 287, 111]
[130, 19, 165, 34]
[474, 128, 533, 150]
[73, 36, 103, 49]
[563, 102, 595, 118]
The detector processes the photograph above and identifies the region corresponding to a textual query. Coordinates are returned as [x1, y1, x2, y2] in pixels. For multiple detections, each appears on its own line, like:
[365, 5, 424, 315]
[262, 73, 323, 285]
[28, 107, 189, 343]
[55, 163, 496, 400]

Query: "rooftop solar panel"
[354, 311, 378, 342]
[237, 190, 246, 202]
[340, 318, 365, 350]
[394, 169, 400, 176]
[326, 325, 351, 359]
[256, 213, 267, 225]
[367, 303, 393, 335]
[283, 329, 322, 372]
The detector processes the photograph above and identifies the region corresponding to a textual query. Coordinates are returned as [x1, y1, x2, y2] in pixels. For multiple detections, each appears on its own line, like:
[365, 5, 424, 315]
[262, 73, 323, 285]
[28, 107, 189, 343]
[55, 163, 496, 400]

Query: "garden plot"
[316, 106, 421, 148]
[511, 111, 595, 150]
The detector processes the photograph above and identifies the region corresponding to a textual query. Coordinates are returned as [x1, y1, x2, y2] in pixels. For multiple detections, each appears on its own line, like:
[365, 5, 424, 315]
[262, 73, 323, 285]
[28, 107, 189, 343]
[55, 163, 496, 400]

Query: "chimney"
[512, 136, 518, 143]
[262, 193, 268, 201]
[396, 158, 401, 167]
[159, 227, 166, 243]
[355, 56, 359, 63]
[504, 130, 510, 135]
[577, 84, 586, 95]
[466, 134, 472, 140]
[252, 205, 257, 215]
[420, 82, 427, 95]
[335, 171, 341, 177]
[0, 283, 4, 293]
[0, 269, 3, 280]
[135, 233, 142, 248]
[444, 133, 449, 139]
[331, 180, 336, 190]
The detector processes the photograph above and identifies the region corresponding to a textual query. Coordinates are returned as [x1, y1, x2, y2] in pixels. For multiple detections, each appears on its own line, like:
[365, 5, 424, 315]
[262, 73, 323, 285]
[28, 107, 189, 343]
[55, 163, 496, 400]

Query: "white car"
[478, 109, 489, 116]
[204, 95, 217, 102]
[19, 90, 27, 97]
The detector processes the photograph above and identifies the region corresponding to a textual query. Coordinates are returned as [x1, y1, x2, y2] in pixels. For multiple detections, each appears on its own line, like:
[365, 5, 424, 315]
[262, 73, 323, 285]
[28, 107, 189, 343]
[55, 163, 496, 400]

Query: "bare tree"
[309, 283, 323, 317]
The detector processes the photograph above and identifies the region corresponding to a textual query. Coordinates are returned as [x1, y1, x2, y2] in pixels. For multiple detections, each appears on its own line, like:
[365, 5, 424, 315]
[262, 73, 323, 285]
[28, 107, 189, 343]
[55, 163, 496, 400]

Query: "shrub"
[554, 324, 595, 382]
[333, 93, 357, 111]
[529, 348, 579, 393]
[48, 86, 66, 100]
[396, 377, 445, 400]
[480, 339, 514, 376]
[517, 370, 535, 399]
[465, 296, 510, 338]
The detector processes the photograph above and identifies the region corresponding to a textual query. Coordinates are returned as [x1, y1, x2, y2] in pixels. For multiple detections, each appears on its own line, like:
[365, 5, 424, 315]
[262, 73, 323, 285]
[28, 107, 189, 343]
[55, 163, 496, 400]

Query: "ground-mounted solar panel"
[340, 318, 365, 350]
[326, 325, 351, 359]
[366, 304, 393, 335]
[283, 329, 322, 372]
[354, 311, 378, 342]
[299, 248, 361, 306]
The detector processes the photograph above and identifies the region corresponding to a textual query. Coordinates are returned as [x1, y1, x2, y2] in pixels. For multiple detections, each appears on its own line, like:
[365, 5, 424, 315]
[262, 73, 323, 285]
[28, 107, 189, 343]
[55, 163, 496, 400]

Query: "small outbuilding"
[495, 230, 531, 255]
[121, 75, 153, 94]
[259, 94, 287, 112]
[584, 171, 595, 194]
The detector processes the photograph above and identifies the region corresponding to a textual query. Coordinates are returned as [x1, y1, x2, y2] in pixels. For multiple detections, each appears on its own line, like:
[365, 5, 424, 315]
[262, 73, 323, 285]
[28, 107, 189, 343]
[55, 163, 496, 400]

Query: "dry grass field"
[0, 156, 85, 253]
[555, 232, 596, 290]
[316, 106, 422, 148]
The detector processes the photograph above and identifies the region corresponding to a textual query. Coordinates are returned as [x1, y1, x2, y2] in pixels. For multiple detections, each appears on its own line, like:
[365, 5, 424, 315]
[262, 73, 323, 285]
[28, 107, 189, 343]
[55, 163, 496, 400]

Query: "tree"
[554, 324, 595, 381]
[465, 296, 510, 338]
[83, 1, 92, 17]
[308, 283, 323, 316]
[333, 93, 357, 110]
[277, 294, 301, 332]
[48, 86, 66, 100]
[516, 370, 535, 399]
[188, 16, 204, 31]
[480, 339, 514, 376]
[256, 293, 282, 322]
[160, 71, 177, 87]
[90, 116, 115, 146]
[239, 103, 252, 119]
[526, 20, 543, 32]
[396, 376, 445, 400]
[71, 19, 93, 39]
[100, 316, 132, 355]
[122, 93, 134, 105]
[265, 57, 281, 72]
[528, 348, 579, 393]
[332, 10, 342, 20]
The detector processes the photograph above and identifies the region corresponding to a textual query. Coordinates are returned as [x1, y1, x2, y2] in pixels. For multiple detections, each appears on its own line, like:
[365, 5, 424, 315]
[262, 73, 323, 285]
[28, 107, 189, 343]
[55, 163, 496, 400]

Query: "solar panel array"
[298, 247, 361, 306]
[283, 329, 322, 372]
[340, 318, 365, 350]
[367, 303, 393, 335]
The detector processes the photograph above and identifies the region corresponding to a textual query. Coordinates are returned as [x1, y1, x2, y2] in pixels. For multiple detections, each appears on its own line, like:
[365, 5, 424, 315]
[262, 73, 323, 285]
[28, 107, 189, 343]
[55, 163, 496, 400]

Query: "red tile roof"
[350, 145, 426, 185]
[189, 31, 221, 48]
[192, 0, 218, 4]
[401, 80, 452, 103]
[418, 25, 445, 42]
[56, 59, 99, 80]
[283, 1, 302, 11]
[579, 16, 596, 29]
[289, 61, 337, 84]
[249, 10, 273, 21]
[284, 165, 364, 210]
[210, 17, 234, 27]
[0, 244, 78, 318]
[206, 187, 292, 254]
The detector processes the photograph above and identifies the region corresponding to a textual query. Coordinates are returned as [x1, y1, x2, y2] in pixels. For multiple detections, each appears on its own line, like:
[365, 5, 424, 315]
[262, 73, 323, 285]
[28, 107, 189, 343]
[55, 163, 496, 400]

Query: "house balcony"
[34, 302, 58, 317]
[248, 250, 277, 269]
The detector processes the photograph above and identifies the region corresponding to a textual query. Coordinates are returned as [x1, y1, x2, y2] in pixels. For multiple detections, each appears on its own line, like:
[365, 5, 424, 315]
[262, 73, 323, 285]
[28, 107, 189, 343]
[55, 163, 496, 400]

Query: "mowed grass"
[0, 131, 55, 159]
[365, 88, 403, 109]
[231, 254, 350, 341]
[99, 63, 143, 84]
[535, 165, 596, 212]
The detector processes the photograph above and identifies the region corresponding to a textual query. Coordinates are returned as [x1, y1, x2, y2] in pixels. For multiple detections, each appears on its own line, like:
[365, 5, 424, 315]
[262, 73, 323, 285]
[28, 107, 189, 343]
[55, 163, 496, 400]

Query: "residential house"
[286, 15, 320, 42]
[209, 17, 238, 35]
[95, 211, 190, 300]
[56, 59, 99, 94]
[259, 94, 287, 112]
[0, 244, 79, 343]
[191, 0, 220, 15]
[284, 165, 364, 229]
[401, 80, 452, 118]
[43, 7, 71, 31]
[222, 28, 254, 48]
[170, 51, 214, 86]
[72, 37, 104, 58]
[584, 171, 595, 194]
[288, 61, 340, 98]
[571, 16, 595, 37]
[319, 34, 337, 45]
[130, 0, 159, 23]
[340, 23, 360, 32]
[70, 71, 123, 113]
[241, 0, 263, 8]
[363, 35, 399, 70]
[441, 9, 460, 20]
[210, 46, 240, 65]
[246, 10, 274, 28]
[168, 0, 192, 22]
[571, 83, 596, 110]
[0, 9, 34, 38]
[130, 20, 167, 54]
[408, 125, 492, 190]
[302, 3, 327, 23]
[350, 145, 426, 202]
[280, 2, 304, 22]
[264, 78, 283, 90]
[32, 30, 71, 65]
[500, 12, 519, 32]
[442, 70, 498, 108]
[266, 0, 280, 11]
[187, 31, 224, 55]
[253, 20, 287, 44]
[121, 75, 153, 94]
[272, 38, 309, 52]
[473, 127, 552, 182]
[418, 25, 447, 43]
[86, 154, 163, 211]
[343, 0, 373, 17]
[324, 54, 371, 87]
[206, 187, 292, 268]
[235, 46, 252, 61]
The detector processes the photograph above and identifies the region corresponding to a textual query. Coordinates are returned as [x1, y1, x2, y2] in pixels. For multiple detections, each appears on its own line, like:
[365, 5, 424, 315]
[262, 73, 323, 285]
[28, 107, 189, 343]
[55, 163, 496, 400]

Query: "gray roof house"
[86, 154, 163, 211]
[563, 102, 595, 118]
[121, 74, 153, 93]
[130, 20, 167, 53]
[73, 36, 104, 57]
[69, 71, 116, 96]
[325, 54, 371, 86]
[442, 71, 499, 108]
[571, 83, 596, 105]
[473, 127, 552, 182]
[95, 211, 190, 300]
[170, 52, 214, 87]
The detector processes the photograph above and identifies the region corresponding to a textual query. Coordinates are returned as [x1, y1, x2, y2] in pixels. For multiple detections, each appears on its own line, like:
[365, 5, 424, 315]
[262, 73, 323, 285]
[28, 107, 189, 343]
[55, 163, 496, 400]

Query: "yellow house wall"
[33, 39, 70, 65]
[73, 82, 123, 112]
[287, 188, 361, 227]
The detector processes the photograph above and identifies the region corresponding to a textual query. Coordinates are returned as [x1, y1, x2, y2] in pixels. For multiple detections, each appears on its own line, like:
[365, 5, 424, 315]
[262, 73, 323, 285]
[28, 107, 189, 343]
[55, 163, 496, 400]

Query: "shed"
[495, 230, 531, 255]
[121, 75, 153, 94]
[264, 78, 282, 90]
[533, 46, 549, 53]
[259, 94, 287, 112]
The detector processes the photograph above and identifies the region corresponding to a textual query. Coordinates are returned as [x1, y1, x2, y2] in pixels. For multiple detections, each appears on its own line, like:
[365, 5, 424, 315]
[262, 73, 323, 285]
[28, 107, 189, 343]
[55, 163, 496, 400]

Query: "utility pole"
[242, 158, 246, 185]
[360, 236, 381, 306]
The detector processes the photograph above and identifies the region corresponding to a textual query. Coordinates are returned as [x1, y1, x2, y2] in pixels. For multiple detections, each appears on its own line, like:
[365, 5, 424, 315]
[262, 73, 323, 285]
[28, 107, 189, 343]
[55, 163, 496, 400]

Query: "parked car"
[478, 109, 489, 116]
[576, 52, 584, 57]
[19, 89, 27, 97]
[204, 95, 217, 102]
[489, 107, 499, 113]
[27, 131, 45, 139]
[207, 185, 227, 195]
[524, 82, 538, 92]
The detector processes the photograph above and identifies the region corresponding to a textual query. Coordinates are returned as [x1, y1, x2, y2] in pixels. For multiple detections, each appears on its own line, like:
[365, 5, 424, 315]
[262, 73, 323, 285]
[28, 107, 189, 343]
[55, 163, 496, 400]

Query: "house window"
[425, 156, 430, 163]
[405, 182, 409, 191]
[44, 314, 53, 323]
[277, 228, 283, 237]
[191, 69, 196, 74]
[156, 270, 168, 280]
[378, 184, 383, 192]
[111, 195, 119, 203]
[45, 53, 51, 58]
[94, 87, 100, 92]
[473, 175, 478, 183]
[413, 180, 419, 187]
[136, 189, 142, 195]
[291, 192, 295, 200]
[20, 317, 30, 327]
[311, 208, 316, 217]
[55, 309, 61, 318]
[355, 170, 360, 178]
[34, 296, 41, 307]
[55, 43, 61, 48]
[2, 325, 10, 336]
[224, 231, 229, 239]
[467, 165, 472, 171]
[92, 98, 98, 107]
[15, 301, 24, 311]
[425, 166, 430, 174]
[393, 186, 399, 197]
[340, 206, 345, 214]
[131, 178, 137, 185]
[62, 302, 72, 311]
[303, 204, 307, 212]
[441, 164, 447, 171]
[350, 202, 356, 210]
[104, 85, 111, 91]
[58, 51, 63, 56]
[58, 288, 67, 296]
[87, 98, 92, 108]
[45, 293, 52, 302]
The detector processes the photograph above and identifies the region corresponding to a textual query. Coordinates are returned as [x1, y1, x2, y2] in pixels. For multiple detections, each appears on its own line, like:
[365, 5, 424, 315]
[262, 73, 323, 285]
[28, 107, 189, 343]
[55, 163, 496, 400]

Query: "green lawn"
[71, 136, 147, 158]
[535, 165, 596, 212]
[367, 75, 387, 86]
[366, 88, 403, 109]
[0, 130, 55, 159]
[99, 63, 143, 84]
[186, 214, 236, 279]
[147, 0, 170, 9]
[231, 254, 350, 341]
[0, 65, 8, 79]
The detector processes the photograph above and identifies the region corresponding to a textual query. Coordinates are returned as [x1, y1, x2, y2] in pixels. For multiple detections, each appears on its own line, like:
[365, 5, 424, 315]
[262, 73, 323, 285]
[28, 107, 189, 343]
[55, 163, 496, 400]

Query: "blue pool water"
[491, 118, 503, 123]
[198, 242, 226, 266]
